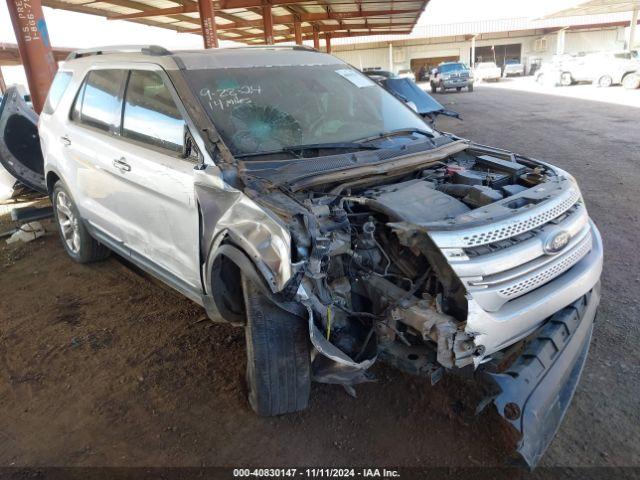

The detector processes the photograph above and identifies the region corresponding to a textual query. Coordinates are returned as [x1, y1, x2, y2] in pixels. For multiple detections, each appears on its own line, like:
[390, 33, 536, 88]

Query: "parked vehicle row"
[535, 50, 640, 89]
[0, 45, 603, 469]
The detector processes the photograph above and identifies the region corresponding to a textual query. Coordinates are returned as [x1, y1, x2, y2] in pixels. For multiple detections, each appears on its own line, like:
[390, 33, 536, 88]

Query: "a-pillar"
[197, 0, 219, 48]
[262, 2, 274, 45]
[6, 0, 57, 113]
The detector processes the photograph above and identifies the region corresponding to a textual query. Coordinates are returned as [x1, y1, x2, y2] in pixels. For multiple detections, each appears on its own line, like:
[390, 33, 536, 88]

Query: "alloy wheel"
[55, 190, 80, 254]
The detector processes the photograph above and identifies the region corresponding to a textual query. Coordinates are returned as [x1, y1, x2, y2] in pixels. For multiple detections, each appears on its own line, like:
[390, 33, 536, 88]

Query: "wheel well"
[211, 251, 246, 324]
[46, 172, 60, 196]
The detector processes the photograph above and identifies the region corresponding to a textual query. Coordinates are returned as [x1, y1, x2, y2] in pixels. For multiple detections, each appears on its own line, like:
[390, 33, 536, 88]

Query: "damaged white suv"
[0, 45, 603, 467]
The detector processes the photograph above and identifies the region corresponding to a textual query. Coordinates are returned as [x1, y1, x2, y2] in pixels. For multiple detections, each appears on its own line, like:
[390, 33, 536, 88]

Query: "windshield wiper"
[355, 128, 435, 144]
[235, 142, 380, 159]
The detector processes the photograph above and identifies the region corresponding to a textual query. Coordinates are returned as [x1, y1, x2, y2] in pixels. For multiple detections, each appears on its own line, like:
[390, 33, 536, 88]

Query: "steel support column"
[6, 0, 57, 113]
[0, 67, 6, 94]
[293, 18, 302, 45]
[470, 35, 476, 68]
[197, 0, 219, 48]
[312, 26, 320, 49]
[262, 2, 274, 45]
[556, 28, 567, 55]
[324, 32, 331, 54]
[630, 7, 639, 49]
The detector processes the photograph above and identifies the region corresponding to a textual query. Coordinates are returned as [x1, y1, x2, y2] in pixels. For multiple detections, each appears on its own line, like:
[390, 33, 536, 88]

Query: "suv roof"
[63, 44, 339, 71]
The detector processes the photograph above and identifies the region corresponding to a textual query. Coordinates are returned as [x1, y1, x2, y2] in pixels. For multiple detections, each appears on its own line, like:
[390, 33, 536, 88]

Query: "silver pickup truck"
[0, 45, 602, 468]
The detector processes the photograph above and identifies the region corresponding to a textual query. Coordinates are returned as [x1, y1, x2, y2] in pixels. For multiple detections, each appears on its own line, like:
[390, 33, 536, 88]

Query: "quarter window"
[122, 70, 185, 153]
[74, 69, 126, 132]
[43, 71, 72, 114]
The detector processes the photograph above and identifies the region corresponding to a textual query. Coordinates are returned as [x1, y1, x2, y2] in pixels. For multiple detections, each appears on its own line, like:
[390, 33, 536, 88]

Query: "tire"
[52, 181, 110, 263]
[560, 72, 573, 87]
[456, 87, 462, 92]
[430, 83, 437, 93]
[439, 83, 446, 93]
[536, 73, 545, 85]
[468, 83, 474, 92]
[242, 274, 311, 416]
[622, 73, 640, 90]
[597, 75, 613, 88]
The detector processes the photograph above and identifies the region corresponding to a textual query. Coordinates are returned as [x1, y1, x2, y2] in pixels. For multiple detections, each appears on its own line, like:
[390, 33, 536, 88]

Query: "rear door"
[62, 68, 130, 242]
[106, 66, 201, 291]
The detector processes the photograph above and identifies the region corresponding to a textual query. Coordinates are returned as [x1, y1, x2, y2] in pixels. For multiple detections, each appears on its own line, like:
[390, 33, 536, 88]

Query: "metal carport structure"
[5, 0, 430, 112]
[543, 0, 639, 50]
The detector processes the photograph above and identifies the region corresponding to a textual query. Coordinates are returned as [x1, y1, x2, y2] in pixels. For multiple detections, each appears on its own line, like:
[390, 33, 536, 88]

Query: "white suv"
[0, 45, 603, 468]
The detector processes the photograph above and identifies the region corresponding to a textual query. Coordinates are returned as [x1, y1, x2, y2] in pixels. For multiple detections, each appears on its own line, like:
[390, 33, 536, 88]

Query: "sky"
[0, 0, 582, 88]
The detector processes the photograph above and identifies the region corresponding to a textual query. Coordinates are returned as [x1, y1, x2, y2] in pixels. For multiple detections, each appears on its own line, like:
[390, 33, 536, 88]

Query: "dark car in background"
[430, 62, 474, 93]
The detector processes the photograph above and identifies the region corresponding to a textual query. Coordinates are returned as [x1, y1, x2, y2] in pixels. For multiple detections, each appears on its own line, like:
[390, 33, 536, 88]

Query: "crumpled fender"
[194, 165, 293, 297]
[0, 87, 46, 193]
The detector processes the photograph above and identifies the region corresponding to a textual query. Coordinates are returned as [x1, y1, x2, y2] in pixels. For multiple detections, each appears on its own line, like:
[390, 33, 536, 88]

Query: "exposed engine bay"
[245, 145, 557, 386]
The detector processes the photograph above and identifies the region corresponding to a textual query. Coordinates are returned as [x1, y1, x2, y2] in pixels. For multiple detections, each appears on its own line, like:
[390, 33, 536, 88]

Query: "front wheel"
[439, 83, 446, 93]
[622, 73, 640, 89]
[430, 83, 437, 93]
[456, 87, 462, 92]
[52, 181, 110, 263]
[242, 274, 311, 416]
[467, 83, 474, 92]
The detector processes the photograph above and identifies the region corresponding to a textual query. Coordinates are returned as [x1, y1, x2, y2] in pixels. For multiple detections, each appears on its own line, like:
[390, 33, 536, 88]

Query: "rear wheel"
[597, 75, 612, 88]
[242, 274, 311, 416]
[52, 181, 110, 263]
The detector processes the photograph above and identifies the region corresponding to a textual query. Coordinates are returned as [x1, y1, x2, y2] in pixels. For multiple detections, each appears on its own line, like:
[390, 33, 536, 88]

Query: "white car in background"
[474, 62, 502, 82]
[397, 69, 416, 81]
[503, 58, 525, 77]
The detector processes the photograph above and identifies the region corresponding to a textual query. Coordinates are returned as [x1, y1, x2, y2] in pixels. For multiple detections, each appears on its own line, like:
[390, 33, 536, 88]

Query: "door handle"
[113, 157, 131, 172]
[60, 135, 71, 147]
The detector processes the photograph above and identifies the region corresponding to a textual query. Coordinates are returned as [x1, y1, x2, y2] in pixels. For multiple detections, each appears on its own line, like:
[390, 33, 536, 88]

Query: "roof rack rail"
[231, 44, 317, 52]
[66, 45, 171, 61]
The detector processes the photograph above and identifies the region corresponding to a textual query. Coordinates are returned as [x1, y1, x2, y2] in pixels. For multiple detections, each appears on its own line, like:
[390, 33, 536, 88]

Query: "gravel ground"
[0, 84, 639, 472]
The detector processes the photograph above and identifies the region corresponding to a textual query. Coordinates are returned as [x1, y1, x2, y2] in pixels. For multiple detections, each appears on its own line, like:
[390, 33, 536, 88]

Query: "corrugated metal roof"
[40, 0, 429, 43]
[543, 0, 639, 18]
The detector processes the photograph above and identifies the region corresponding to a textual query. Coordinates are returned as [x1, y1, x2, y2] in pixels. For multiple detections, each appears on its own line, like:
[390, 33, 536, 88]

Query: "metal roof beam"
[109, 6, 420, 22]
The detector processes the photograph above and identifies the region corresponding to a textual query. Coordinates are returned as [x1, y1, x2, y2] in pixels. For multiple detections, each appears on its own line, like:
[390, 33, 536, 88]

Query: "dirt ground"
[1, 84, 639, 470]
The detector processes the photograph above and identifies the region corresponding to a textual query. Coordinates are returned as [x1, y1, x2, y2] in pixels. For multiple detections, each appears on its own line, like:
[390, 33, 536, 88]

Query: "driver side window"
[122, 70, 186, 154]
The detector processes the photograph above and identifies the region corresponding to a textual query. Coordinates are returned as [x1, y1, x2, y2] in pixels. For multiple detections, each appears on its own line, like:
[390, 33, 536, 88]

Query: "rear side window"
[122, 70, 185, 154]
[43, 71, 72, 114]
[73, 69, 126, 133]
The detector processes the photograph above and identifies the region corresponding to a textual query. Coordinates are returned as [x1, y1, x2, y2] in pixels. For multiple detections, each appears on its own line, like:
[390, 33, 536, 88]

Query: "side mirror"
[182, 125, 201, 162]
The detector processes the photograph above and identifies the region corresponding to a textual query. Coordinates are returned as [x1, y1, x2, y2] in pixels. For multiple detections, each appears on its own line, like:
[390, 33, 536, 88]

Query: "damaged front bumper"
[485, 282, 601, 468]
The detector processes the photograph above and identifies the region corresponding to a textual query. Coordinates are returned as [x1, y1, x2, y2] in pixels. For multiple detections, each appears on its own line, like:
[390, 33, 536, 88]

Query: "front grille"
[461, 188, 581, 247]
[497, 235, 592, 298]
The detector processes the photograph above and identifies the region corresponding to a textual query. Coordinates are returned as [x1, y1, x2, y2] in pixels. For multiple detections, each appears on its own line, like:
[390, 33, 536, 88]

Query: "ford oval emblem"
[545, 231, 571, 254]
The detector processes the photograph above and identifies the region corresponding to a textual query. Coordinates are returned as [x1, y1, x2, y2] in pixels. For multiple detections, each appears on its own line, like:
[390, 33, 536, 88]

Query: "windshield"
[186, 65, 432, 157]
[439, 63, 467, 73]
